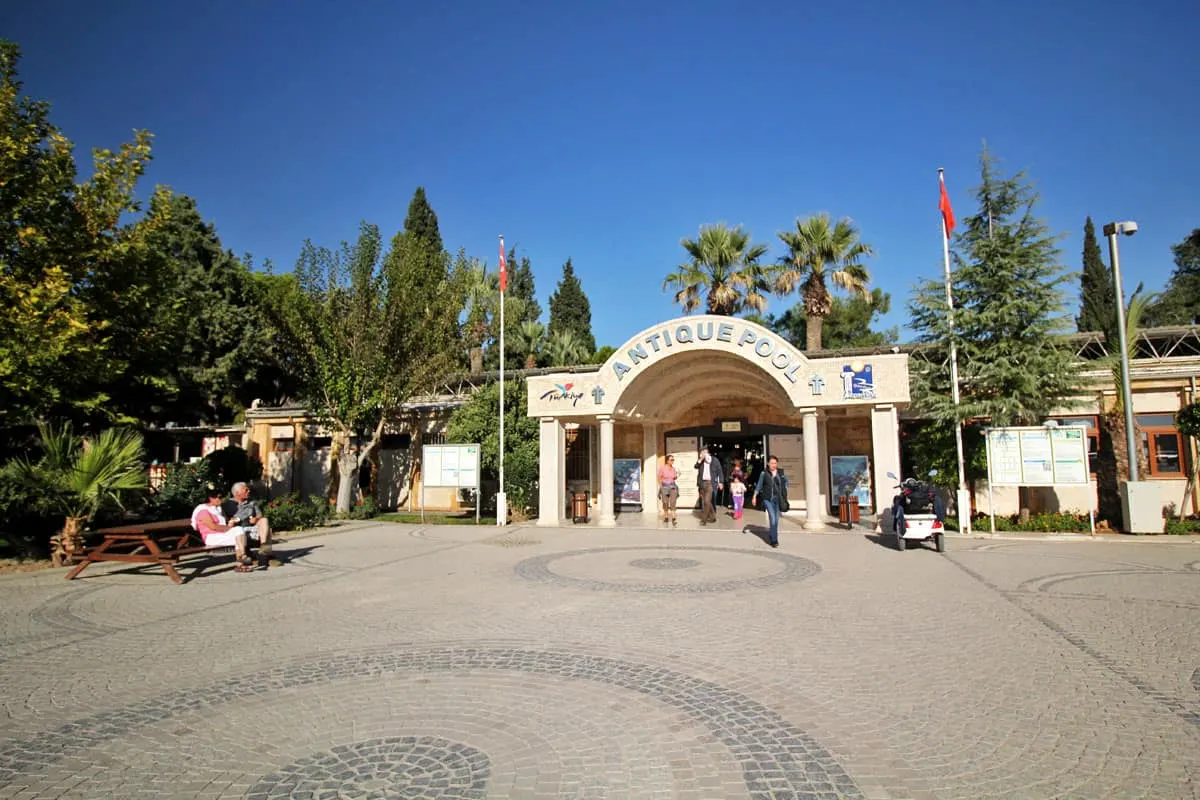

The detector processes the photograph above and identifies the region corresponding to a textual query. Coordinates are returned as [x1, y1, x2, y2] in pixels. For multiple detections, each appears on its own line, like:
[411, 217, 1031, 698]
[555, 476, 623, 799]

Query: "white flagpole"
[940, 168, 971, 536]
[497, 235, 507, 527]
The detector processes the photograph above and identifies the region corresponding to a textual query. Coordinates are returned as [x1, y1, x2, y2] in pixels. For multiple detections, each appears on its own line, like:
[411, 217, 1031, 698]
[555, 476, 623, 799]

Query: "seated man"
[228, 481, 274, 566]
[191, 486, 256, 572]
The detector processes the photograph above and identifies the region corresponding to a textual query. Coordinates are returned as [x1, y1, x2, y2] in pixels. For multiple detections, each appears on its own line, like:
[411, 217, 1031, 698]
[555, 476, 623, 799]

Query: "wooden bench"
[64, 519, 228, 584]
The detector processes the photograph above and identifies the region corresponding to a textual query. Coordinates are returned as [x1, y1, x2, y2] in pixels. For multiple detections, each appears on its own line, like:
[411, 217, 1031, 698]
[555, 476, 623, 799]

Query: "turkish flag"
[939, 173, 956, 237]
[498, 238, 508, 294]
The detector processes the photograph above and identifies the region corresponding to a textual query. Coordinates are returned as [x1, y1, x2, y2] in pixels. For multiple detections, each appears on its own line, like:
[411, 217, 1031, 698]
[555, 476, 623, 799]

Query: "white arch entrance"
[526, 316, 910, 528]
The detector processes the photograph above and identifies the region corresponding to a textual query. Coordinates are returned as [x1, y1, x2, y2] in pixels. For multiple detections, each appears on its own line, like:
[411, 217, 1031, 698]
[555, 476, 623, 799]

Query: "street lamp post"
[1102, 220, 1139, 482]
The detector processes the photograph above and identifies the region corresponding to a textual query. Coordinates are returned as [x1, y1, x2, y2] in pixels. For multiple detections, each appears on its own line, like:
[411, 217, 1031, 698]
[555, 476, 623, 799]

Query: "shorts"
[203, 527, 260, 548]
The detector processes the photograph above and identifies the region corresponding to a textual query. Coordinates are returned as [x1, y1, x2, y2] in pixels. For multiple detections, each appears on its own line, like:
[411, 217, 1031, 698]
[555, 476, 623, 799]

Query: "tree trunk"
[1096, 409, 1122, 526]
[52, 516, 86, 568]
[469, 347, 483, 374]
[335, 445, 360, 514]
[805, 314, 823, 352]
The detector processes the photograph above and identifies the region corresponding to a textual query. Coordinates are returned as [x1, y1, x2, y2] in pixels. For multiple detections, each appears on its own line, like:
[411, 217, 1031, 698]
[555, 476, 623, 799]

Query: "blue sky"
[7, 0, 1198, 349]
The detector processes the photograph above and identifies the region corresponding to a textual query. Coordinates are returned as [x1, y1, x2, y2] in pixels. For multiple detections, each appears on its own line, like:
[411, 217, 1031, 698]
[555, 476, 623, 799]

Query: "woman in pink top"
[658, 455, 679, 527]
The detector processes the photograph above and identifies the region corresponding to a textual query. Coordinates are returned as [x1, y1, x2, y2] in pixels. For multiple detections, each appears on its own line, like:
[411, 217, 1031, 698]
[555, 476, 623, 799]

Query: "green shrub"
[1164, 518, 1200, 535]
[953, 511, 1095, 533]
[0, 471, 53, 558]
[346, 495, 378, 520]
[146, 461, 214, 521]
[265, 494, 331, 532]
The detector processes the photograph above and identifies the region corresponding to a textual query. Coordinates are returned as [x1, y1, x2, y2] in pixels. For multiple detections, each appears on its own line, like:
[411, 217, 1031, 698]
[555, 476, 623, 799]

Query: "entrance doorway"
[703, 434, 765, 508]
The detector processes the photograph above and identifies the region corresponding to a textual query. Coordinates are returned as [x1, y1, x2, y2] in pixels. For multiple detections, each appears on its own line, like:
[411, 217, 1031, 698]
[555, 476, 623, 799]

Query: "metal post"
[497, 235, 507, 526]
[1106, 231, 1139, 481]
[939, 168, 971, 534]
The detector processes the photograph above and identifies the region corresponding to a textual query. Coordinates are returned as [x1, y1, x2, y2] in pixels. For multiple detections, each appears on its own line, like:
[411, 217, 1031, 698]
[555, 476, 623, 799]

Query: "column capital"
[597, 415, 613, 423]
[797, 407, 821, 418]
[540, 416, 559, 423]
[872, 404, 895, 412]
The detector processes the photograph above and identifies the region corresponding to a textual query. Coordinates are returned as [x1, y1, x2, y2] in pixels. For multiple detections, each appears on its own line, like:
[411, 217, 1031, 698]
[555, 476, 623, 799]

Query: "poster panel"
[613, 458, 642, 508]
[830, 455, 871, 508]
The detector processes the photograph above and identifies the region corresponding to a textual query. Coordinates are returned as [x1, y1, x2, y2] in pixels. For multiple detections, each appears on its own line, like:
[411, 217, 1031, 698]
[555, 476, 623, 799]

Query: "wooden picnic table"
[64, 519, 218, 584]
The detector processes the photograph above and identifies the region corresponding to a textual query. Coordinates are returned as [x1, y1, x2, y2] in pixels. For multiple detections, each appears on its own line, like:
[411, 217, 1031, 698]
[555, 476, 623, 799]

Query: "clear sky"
[7, 0, 1198, 349]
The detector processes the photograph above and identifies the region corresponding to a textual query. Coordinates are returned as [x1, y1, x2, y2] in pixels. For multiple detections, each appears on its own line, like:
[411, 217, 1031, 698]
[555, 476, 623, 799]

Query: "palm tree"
[662, 223, 771, 316]
[5, 423, 147, 566]
[544, 329, 588, 367]
[1096, 286, 1155, 523]
[776, 213, 874, 351]
[514, 321, 546, 369]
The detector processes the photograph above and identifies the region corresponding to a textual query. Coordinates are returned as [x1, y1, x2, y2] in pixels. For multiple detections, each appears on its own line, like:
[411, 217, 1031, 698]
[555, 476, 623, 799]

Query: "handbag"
[775, 474, 790, 512]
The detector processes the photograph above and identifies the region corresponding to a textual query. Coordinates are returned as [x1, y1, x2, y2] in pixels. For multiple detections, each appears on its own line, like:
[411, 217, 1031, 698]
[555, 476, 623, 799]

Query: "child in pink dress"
[730, 475, 747, 520]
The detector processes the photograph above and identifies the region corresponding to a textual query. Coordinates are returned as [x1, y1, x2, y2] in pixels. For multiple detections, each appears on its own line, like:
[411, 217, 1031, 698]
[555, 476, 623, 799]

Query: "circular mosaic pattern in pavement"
[628, 557, 700, 570]
[0, 645, 861, 799]
[515, 546, 820, 593]
[246, 736, 489, 800]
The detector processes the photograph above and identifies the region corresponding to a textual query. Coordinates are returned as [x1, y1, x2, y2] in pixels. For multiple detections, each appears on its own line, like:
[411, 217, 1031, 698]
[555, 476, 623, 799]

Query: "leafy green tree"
[446, 380, 540, 517]
[907, 146, 1082, 499]
[775, 213, 874, 351]
[267, 220, 459, 513]
[0, 40, 165, 426]
[590, 345, 617, 364]
[119, 192, 293, 425]
[767, 289, 898, 351]
[4, 422, 146, 565]
[1075, 217, 1116, 340]
[454, 251, 494, 367]
[1147, 228, 1200, 326]
[663, 223, 771, 315]
[547, 258, 596, 355]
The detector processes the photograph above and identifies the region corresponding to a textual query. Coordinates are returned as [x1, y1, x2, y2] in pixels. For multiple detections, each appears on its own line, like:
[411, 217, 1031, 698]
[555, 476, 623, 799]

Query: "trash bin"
[571, 491, 590, 524]
[838, 495, 860, 526]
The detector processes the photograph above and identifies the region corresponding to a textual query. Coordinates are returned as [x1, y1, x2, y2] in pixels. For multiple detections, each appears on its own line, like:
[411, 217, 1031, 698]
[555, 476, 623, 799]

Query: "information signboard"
[613, 458, 643, 510]
[422, 444, 480, 489]
[984, 425, 1094, 535]
[420, 444, 481, 524]
[985, 427, 1088, 486]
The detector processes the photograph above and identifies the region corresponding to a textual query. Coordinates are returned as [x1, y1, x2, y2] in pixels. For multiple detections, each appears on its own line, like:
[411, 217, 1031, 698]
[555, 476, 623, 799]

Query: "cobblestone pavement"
[0, 522, 1198, 799]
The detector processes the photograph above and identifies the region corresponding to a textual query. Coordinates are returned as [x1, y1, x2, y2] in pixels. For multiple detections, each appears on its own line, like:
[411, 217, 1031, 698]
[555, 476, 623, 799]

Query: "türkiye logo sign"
[540, 382, 584, 406]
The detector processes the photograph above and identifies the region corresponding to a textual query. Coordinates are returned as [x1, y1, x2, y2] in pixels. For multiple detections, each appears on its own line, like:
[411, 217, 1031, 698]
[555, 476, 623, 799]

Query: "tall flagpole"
[939, 168, 971, 535]
[497, 235, 507, 526]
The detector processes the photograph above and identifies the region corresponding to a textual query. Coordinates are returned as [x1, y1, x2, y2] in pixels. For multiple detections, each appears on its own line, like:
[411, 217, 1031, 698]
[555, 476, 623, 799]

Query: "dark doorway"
[704, 434, 765, 508]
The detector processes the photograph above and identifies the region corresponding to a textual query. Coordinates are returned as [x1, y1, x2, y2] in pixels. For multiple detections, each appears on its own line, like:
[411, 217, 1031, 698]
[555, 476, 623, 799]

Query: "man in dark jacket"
[695, 448, 724, 525]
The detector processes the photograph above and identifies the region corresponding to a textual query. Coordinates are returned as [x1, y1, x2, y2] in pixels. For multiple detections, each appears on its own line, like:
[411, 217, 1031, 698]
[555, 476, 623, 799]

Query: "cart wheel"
[935, 532, 945, 553]
[895, 533, 906, 551]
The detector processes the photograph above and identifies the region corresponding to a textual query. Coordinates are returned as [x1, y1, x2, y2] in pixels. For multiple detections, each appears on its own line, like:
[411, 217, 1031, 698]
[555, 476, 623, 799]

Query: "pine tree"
[547, 258, 596, 356]
[908, 146, 1082, 486]
[1076, 217, 1116, 340]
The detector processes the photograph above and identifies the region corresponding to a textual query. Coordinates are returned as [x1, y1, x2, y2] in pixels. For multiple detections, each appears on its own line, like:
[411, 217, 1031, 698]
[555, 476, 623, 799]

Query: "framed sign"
[830, 455, 871, 508]
[985, 426, 1089, 487]
[421, 444, 480, 489]
[613, 458, 643, 509]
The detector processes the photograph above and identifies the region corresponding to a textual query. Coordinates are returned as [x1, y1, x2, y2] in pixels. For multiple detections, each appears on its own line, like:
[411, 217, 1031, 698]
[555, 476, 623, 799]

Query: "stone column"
[817, 414, 830, 517]
[870, 404, 901, 516]
[598, 416, 616, 527]
[801, 408, 825, 530]
[537, 417, 563, 527]
[641, 423, 660, 523]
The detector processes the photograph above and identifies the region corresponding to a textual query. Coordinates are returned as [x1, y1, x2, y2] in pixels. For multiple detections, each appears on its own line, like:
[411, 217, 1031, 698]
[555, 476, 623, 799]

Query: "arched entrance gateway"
[526, 316, 910, 528]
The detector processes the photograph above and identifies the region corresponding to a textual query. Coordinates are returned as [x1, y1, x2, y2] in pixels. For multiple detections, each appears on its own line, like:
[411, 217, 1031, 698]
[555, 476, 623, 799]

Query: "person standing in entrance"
[751, 455, 788, 548]
[658, 455, 679, 527]
[695, 448, 724, 525]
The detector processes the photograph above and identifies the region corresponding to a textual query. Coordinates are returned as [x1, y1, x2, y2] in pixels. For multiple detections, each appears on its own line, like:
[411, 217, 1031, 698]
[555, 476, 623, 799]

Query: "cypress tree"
[1076, 217, 1116, 341]
[547, 258, 596, 355]
[401, 187, 443, 253]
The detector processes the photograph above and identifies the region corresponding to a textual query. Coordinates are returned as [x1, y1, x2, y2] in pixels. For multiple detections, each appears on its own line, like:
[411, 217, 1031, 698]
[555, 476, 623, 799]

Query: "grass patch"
[376, 512, 496, 526]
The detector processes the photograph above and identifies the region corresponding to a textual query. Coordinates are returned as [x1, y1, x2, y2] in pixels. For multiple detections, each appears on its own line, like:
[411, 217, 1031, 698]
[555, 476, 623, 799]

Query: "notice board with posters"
[985, 426, 1089, 486]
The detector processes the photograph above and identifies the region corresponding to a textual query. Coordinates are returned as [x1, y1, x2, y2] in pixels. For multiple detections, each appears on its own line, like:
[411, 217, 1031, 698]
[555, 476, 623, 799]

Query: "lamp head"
[1103, 221, 1138, 237]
